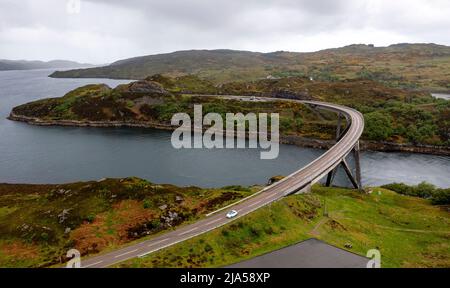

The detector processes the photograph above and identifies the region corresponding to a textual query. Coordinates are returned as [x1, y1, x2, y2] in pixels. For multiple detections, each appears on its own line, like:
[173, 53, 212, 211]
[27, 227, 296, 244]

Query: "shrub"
[295, 117, 303, 131]
[204, 244, 213, 253]
[86, 214, 96, 223]
[431, 188, 450, 205]
[40, 232, 49, 241]
[382, 182, 450, 205]
[150, 219, 161, 229]
[280, 117, 293, 131]
[143, 199, 151, 209]
[364, 111, 394, 141]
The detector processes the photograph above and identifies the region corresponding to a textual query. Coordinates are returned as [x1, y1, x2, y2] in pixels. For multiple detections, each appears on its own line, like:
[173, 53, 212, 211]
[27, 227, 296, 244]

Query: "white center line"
[147, 238, 170, 248]
[264, 194, 276, 200]
[114, 248, 139, 258]
[178, 227, 198, 236]
[205, 218, 222, 226]
[248, 200, 262, 208]
[83, 260, 103, 268]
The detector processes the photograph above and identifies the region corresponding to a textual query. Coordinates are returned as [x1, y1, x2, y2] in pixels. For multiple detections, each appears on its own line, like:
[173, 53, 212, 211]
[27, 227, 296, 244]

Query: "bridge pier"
[325, 142, 363, 191]
[341, 158, 359, 190]
[307, 102, 364, 192]
[325, 167, 337, 187]
[325, 114, 363, 192]
[353, 141, 362, 190]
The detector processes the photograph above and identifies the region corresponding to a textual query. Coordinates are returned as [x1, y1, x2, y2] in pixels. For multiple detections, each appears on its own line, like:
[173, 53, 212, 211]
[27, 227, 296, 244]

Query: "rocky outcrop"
[7, 112, 175, 131]
[123, 79, 169, 95]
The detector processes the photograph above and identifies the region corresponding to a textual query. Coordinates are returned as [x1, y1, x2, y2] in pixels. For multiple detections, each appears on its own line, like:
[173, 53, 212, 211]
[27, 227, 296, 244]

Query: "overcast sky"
[1, 0, 450, 64]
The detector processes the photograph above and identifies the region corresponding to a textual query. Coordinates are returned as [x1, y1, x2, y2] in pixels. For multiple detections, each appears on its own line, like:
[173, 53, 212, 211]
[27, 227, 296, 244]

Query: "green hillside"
[49, 44, 450, 92]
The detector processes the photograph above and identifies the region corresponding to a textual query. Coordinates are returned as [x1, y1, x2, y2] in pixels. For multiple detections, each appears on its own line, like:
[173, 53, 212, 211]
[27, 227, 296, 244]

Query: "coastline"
[8, 112, 450, 156]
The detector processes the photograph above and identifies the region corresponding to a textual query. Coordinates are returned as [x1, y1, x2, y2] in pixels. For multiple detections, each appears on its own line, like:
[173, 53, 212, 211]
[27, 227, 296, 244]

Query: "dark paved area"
[228, 238, 369, 268]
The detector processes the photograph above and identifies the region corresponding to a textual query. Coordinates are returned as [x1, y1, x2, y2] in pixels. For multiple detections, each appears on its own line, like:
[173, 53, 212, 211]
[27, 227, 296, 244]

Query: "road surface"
[79, 97, 364, 268]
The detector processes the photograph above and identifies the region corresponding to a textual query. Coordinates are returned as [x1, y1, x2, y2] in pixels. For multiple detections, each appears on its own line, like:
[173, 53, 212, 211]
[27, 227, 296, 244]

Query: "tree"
[364, 111, 394, 141]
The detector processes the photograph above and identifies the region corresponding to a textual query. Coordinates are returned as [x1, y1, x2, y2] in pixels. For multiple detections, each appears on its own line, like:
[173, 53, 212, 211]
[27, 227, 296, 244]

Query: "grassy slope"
[49, 44, 450, 91]
[116, 186, 450, 268]
[0, 178, 256, 267]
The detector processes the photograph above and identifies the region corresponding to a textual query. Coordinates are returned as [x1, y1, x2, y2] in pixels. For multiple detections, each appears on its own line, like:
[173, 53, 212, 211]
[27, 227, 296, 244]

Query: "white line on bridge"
[178, 227, 198, 236]
[264, 194, 276, 200]
[147, 238, 170, 248]
[248, 200, 263, 208]
[205, 218, 222, 226]
[83, 260, 103, 268]
[114, 249, 139, 258]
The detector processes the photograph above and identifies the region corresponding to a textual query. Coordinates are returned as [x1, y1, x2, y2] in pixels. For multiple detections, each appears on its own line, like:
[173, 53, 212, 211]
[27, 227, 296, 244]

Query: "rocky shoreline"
[8, 112, 450, 156]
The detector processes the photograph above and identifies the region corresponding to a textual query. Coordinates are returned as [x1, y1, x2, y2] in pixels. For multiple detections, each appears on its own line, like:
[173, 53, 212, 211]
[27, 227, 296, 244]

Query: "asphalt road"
[79, 97, 364, 268]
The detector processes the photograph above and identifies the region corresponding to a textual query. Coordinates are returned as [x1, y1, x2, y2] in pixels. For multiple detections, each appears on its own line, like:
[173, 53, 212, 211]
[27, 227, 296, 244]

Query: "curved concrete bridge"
[79, 97, 365, 268]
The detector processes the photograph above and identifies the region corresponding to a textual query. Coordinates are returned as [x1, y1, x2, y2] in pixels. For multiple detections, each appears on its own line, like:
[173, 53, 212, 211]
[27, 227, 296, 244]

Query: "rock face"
[161, 211, 180, 227]
[124, 80, 169, 95]
[58, 209, 71, 224]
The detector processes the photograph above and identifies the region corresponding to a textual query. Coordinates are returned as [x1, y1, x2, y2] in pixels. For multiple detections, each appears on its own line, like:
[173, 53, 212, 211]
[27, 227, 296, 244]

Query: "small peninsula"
[8, 75, 450, 155]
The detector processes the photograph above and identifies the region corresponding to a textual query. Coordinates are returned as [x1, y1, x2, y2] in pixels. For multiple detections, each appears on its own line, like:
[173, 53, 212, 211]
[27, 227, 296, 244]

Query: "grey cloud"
[0, 0, 449, 63]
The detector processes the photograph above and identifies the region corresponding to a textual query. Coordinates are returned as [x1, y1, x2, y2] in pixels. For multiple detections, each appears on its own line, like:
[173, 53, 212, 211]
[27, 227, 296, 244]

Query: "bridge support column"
[353, 141, 362, 190]
[325, 142, 363, 191]
[304, 102, 363, 192]
[326, 113, 344, 188]
[325, 168, 337, 187]
[341, 159, 359, 190]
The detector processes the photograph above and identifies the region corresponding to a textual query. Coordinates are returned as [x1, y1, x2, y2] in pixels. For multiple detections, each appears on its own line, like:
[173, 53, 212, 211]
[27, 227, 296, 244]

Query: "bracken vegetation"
[0, 178, 256, 267]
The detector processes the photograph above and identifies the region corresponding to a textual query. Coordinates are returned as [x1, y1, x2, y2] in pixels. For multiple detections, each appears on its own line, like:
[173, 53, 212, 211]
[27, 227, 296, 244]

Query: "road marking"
[264, 194, 276, 200]
[147, 238, 170, 248]
[248, 200, 262, 208]
[114, 248, 139, 258]
[178, 227, 198, 236]
[205, 218, 222, 226]
[83, 260, 103, 268]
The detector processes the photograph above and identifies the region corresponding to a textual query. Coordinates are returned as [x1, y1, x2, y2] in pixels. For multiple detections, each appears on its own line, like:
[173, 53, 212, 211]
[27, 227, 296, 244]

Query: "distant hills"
[49, 44, 450, 91]
[0, 59, 93, 71]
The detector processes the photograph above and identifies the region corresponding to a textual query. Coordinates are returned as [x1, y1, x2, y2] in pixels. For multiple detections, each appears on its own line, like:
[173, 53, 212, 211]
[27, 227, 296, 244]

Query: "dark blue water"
[0, 69, 449, 188]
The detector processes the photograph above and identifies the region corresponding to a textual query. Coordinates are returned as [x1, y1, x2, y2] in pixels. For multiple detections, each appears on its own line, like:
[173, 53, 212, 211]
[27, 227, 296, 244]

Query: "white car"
[226, 210, 238, 219]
